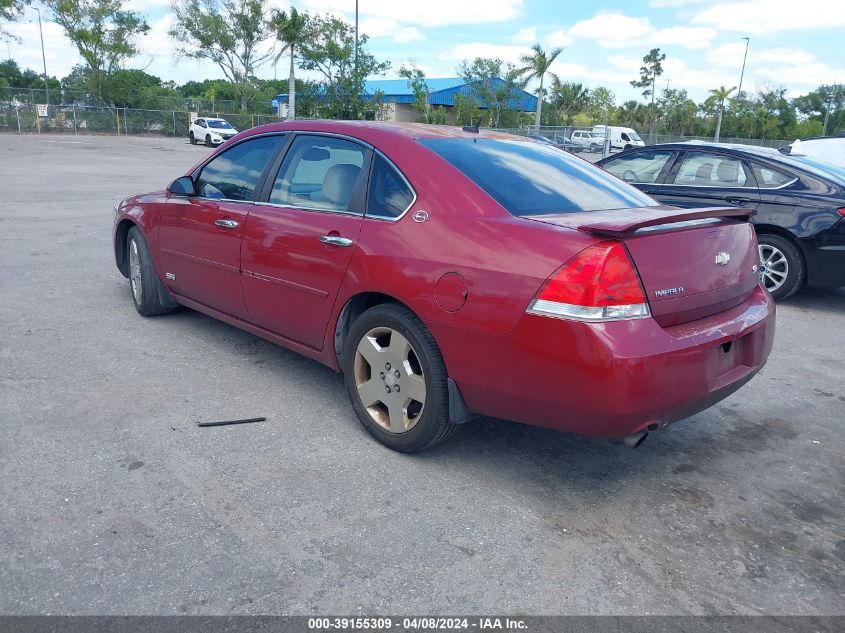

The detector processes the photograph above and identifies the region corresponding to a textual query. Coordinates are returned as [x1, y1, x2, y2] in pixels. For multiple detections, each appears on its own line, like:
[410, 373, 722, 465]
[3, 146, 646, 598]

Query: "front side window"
[367, 154, 414, 218]
[420, 138, 658, 216]
[621, 133, 630, 141]
[270, 135, 366, 212]
[195, 135, 280, 201]
[672, 152, 748, 187]
[603, 150, 674, 184]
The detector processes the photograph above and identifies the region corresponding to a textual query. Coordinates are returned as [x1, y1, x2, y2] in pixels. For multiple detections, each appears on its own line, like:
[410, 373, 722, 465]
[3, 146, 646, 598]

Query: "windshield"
[208, 120, 234, 129]
[420, 138, 658, 216]
[629, 132, 642, 141]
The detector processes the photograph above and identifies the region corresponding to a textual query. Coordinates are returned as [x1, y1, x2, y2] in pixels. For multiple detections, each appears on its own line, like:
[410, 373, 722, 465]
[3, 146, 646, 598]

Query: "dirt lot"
[1, 133, 843, 615]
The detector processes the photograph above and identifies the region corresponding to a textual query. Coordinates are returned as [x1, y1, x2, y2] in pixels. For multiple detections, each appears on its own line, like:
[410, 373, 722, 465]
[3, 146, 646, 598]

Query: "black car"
[597, 142, 845, 299]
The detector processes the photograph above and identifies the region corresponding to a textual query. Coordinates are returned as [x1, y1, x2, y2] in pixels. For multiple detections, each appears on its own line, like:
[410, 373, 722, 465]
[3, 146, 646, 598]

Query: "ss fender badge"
[165, 272, 176, 281]
[655, 287, 684, 298]
[412, 210, 429, 223]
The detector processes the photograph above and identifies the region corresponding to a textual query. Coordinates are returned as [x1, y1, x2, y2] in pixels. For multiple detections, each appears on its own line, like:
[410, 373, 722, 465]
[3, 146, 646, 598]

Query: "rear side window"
[672, 152, 748, 187]
[367, 154, 414, 218]
[196, 135, 280, 201]
[603, 150, 673, 184]
[755, 164, 794, 188]
[270, 135, 366, 213]
[419, 138, 657, 216]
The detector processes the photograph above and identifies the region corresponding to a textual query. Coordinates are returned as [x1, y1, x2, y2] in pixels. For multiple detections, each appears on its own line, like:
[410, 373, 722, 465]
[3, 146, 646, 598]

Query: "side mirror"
[168, 176, 195, 197]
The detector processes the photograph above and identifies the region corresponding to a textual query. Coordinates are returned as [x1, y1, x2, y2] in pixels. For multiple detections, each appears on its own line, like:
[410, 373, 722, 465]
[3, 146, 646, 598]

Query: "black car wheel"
[127, 227, 177, 317]
[205, 134, 212, 147]
[757, 234, 804, 300]
[189, 131, 195, 145]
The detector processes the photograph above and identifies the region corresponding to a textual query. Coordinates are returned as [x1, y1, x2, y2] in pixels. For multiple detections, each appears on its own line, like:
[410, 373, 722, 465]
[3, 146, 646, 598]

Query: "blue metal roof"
[274, 77, 537, 112]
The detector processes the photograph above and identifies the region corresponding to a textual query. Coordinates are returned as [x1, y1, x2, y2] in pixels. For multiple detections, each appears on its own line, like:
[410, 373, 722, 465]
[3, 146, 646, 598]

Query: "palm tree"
[517, 44, 564, 132]
[270, 8, 310, 120]
[709, 85, 736, 142]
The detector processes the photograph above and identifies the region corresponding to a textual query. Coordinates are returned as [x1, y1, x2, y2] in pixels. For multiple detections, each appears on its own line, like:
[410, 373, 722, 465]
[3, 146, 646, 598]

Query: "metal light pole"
[354, 0, 359, 70]
[35, 7, 50, 106]
[737, 37, 750, 100]
[823, 92, 834, 136]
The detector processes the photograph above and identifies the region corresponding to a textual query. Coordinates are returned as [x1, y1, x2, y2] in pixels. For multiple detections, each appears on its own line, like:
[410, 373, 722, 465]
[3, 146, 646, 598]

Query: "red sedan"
[113, 121, 775, 452]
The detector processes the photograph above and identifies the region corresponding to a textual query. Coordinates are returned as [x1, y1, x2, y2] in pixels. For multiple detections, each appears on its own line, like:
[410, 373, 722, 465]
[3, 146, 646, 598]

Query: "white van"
[592, 125, 645, 151]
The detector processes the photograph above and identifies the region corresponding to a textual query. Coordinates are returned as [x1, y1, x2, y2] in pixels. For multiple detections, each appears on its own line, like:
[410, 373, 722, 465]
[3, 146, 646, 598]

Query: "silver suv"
[570, 130, 603, 152]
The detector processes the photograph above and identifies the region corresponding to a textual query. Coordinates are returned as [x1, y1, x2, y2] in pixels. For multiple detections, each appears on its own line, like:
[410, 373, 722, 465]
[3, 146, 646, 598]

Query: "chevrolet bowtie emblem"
[715, 252, 731, 266]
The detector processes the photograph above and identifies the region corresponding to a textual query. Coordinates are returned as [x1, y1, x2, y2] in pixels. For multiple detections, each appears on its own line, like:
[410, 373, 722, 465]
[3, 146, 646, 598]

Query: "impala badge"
[655, 287, 684, 298]
[715, 251, 731, 266]
[412, 210, 429, 223]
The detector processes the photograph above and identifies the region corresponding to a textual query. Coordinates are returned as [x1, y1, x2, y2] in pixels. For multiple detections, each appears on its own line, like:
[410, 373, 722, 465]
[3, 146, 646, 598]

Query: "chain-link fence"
[0, 103, 282, 137]
[0, 86, 239, 114]
[491, 125, 791, 149]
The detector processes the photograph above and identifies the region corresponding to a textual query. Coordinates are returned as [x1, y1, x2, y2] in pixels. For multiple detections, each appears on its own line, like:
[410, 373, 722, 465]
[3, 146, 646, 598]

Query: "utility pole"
[737, 37, 750, 100]
[822, 91, 834, 136]
[35, 7, 50, 106]
[354, 0, 359, 71]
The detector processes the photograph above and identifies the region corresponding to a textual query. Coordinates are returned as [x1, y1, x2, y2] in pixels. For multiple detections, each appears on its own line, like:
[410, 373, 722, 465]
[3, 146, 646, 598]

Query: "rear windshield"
[782, 154, 845, 183]
[419, 138, 657, 216]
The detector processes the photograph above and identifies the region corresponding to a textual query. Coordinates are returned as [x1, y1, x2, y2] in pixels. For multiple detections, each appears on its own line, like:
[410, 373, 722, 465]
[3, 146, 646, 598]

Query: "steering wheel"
[623, 170, 638, 183]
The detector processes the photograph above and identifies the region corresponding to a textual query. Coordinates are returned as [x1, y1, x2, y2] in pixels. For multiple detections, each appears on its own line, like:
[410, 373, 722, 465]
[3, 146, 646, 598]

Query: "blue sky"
[6, 0, 843, 102]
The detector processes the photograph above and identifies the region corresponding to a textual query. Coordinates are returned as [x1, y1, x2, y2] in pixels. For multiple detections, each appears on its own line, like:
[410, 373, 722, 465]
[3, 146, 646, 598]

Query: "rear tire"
[127, 227, 176, 317]
[189, 131, 195, 145]
[342, 303, 460, 453]
[757, 233, 804, 301]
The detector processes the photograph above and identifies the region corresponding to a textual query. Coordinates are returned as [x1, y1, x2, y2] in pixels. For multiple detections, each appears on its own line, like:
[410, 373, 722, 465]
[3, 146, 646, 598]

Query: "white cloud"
[358, 17, 424, 43]
[545, 29, 573, 48]
[692, 0, 845, 34]
[753, 47, 816, 65]
[5, 19, 82, 79]
[706, 42, 748, 69]
[568, 13, 653, 49]
[650, 26, 715, 49]
[438, 43, 530, 66]
[512, 27, 537, 45]
[647, 0, 704, 7]
[300, 0, 523, 28]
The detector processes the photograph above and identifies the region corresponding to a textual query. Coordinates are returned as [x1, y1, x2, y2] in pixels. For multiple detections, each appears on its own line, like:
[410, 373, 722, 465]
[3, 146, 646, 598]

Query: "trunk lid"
[530, 206, 760, 326]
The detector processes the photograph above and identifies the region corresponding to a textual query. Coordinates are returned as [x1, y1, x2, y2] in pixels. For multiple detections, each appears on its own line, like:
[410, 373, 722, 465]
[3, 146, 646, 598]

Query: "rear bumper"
[802, 219, 845, 289]
[437, 285, 775, 438]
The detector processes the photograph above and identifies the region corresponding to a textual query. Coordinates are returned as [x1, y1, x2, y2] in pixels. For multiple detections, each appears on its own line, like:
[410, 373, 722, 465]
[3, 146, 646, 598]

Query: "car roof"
[241, 120, 524, 142]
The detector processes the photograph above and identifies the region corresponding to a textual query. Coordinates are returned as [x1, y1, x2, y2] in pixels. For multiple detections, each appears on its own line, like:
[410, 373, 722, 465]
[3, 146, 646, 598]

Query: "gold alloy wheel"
[354, 326, 427, 433]
[128, 238, 142, 304]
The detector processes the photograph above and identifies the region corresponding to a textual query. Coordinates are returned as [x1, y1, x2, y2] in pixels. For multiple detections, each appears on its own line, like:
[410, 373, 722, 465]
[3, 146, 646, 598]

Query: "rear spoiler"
[571, 206, 755, 239]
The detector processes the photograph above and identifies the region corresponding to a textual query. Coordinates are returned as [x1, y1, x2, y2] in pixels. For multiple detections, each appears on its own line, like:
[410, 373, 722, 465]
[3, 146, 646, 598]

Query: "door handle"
[725, 196, 752, 206]
[320, 235, 354, 247]
[215, 218, 239, 228]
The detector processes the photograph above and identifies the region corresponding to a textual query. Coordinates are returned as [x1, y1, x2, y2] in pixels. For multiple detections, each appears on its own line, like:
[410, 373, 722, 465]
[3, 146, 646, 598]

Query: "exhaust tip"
[621, 430, 649, 448]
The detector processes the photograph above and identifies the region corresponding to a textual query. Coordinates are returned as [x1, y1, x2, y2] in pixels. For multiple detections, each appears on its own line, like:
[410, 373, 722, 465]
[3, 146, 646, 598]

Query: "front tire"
[127, 227, 176, 317]
[342, 303, 460, 452]
[757, 234, 804, 300]
[205, 134, 212, 147]
[189, 131, 196, 145]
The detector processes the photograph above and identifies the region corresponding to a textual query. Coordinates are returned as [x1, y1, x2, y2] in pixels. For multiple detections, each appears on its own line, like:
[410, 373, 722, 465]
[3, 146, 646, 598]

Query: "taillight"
[838, 207, 845, 217]
[527, 241, 650, 321]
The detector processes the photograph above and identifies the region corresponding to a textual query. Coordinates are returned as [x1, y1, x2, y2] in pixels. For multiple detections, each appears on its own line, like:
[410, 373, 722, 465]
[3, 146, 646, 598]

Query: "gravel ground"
[1, 133, 843, 615]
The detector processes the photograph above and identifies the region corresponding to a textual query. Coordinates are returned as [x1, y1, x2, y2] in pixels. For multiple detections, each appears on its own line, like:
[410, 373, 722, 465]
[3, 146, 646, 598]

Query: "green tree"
[549, 79, 589, 124]
[458, 57, 524, 127]
[587, 86, 615, 124]
[516, 43, 563, 132]
[298, 13, 390, 120]
[793, 84, 845, 136]
[170, 0, 276, 111]
[453, 91, 482, 126]
[269, 6, 310, 120]
[630, 47, 665, 136]
[706, 85, 736, 142]
[101, 68, 160, 107]
[44, 0, 149, 99]
[398, 64, 429, 122]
